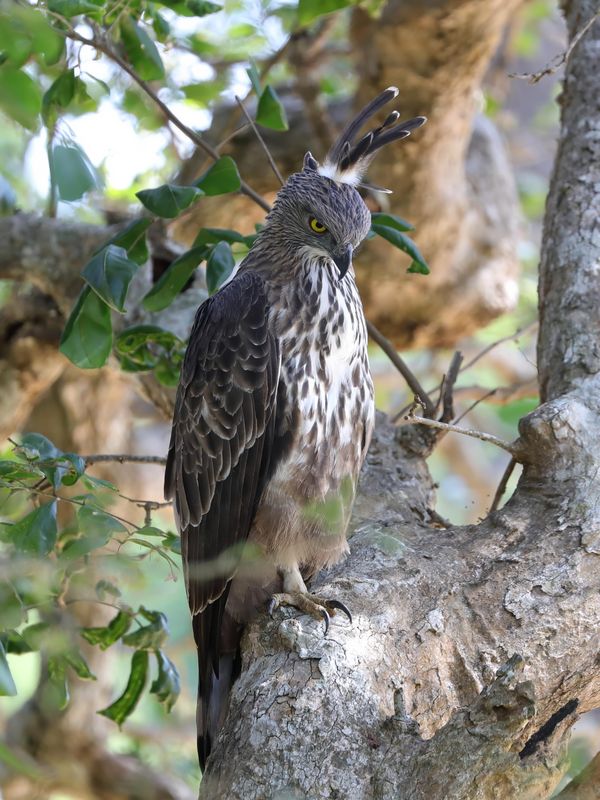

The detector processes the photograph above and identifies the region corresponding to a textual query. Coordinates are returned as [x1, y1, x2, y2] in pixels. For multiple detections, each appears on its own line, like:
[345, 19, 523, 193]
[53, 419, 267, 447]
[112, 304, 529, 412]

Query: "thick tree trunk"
[198, 4, 600, 798]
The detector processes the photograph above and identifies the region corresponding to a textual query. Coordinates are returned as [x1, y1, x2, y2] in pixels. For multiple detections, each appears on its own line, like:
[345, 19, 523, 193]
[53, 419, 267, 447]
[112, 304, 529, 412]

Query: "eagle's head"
[260, 87, 426, 278]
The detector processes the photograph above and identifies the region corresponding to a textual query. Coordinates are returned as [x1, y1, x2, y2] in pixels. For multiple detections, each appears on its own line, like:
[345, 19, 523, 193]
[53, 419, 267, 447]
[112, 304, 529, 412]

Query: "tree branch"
[63, 28, 271, 214]
[366, 320, 436, 417]
[400, 413, 521, 458]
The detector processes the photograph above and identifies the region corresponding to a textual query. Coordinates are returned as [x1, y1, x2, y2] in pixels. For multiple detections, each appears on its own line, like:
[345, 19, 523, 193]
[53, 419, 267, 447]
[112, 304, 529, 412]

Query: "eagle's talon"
[267, 590, 352, 634]
[326, 599, 352, 624]
[266, 596, 277, 617]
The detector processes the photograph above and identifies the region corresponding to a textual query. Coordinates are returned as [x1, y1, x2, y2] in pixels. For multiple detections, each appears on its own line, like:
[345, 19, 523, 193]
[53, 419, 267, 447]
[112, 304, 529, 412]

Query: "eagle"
[165, 87, 426, 769]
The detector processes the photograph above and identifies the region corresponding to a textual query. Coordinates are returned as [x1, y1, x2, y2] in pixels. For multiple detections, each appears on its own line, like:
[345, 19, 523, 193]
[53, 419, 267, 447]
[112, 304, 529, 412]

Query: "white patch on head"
[317, 161, 361, 187]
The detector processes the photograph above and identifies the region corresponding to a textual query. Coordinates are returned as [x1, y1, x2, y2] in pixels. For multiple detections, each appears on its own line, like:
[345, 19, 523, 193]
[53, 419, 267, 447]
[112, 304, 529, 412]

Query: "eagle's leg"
[267, 566, 352, 634]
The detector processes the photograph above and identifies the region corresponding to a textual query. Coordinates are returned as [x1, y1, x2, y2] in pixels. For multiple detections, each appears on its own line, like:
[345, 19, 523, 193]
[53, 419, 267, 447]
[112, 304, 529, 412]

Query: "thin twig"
[10, 483, 143, 531]
[367, 320, 436, 418]
[391, 321, 537, 422]
[235, 95, 285, 186]
[440, 351, 463, 423]
[453, 388, 499, 425]
[401, 414, 521, 458]
[62, 27, 271, 213]
[451, 379, 538, 409]
[489, 457, 518, 512]
[83, 453, 167, 466]
[215, 122, 251, 152]
[509, 11, 600, 84]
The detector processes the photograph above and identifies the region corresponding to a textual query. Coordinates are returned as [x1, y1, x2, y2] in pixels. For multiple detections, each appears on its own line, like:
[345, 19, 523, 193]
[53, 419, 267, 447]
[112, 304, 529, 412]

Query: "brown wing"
[164, 269, 280, 670]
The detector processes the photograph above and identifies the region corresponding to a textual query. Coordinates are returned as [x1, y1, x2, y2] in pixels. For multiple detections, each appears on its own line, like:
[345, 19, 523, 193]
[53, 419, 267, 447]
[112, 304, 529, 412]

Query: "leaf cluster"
[0, 433, 180, 724]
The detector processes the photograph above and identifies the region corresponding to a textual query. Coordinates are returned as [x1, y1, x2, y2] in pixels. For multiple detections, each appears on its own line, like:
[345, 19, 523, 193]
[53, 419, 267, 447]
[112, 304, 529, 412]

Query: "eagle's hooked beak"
[334, 244, 353, 280]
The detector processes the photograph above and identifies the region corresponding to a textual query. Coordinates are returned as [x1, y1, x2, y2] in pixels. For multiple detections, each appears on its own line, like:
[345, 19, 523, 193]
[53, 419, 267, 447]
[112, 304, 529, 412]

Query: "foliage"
[0, 433, 180, 722]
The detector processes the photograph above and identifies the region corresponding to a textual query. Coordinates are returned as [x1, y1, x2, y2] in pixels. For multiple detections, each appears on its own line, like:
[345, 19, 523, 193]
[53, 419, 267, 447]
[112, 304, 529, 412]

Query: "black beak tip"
[335, 245, 353, 279]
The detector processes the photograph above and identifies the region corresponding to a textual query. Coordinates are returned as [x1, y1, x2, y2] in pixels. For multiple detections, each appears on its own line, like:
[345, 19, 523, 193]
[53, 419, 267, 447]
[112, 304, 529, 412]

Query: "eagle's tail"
[194, 609, 243, 772]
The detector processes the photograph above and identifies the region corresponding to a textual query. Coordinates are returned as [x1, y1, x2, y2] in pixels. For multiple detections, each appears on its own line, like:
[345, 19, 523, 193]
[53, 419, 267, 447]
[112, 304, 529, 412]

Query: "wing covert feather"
[165, 270, 280, 619]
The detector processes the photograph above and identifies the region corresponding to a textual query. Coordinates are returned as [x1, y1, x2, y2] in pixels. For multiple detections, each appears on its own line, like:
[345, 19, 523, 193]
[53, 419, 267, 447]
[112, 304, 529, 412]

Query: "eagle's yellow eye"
[309, 217, 327, 234]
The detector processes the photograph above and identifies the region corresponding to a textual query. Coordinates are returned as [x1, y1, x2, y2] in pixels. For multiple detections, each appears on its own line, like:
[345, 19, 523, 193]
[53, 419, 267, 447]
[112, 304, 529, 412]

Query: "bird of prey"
[165, 87, 426, 769]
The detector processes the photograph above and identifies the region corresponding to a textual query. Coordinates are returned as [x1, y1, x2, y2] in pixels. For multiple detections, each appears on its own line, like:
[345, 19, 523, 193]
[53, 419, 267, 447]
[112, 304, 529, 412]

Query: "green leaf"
[0, 67, 42, 131]
[50, 141, 99, 201]
[81, 610, 132, 650]
[42, 69, 75, 127]
[1, 502, 57, 556]
[107, 218, 151, 266]
[64, 649, 96, 680]
[136, 184, 203, 218]
[0, 584, 25, 629]
[195, 156, 241, 196]
[298, 0, 351, 25]
[60, 287, 113, 369]
[95, 579, 121, 600]
[119, 16, 164, 81]
[142, 246, 208, 312]
[82, 245, 139, 313]
[114, 325, 185, 373]
[61, 505, 127, 559]
[99, 650, 148, 726]
[370, 212, 414, 233]
[371, 224, 430, 275]
[19, 433, 82, 490]
[181, 80, 225, 106]
[193, 228, 246, 247]
[0, 642, 17, 697]
[20, 623, 52, 651]
[47, 0, 102, 16]
[122, 609, 168, 650]
[3, 630, 32, 655]
[206, 242, 235, 295]
[150, 650, 180, 712]
[47, 655, 69, 709]
[0, 4, 63, 66]
[20, 432, 61, 461]
[185, 0, 222, 16]
[246, 62, 261, 95]
[256, 85, 288, 131]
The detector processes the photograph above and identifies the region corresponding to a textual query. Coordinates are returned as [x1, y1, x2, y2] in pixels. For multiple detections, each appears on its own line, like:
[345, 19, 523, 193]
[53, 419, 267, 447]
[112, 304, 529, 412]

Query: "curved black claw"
[327, 599, 353, 625]
[266, 597, 277, 617]
[319, 608, 331, 635]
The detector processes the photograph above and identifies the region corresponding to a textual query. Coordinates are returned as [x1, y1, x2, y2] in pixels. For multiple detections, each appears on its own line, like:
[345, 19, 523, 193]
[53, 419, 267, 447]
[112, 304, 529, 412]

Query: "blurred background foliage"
[1, 0, 597, 797]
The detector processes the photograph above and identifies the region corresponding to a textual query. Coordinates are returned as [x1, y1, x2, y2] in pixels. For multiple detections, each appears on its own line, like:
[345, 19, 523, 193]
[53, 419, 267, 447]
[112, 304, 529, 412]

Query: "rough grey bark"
[198, 4, 600, 798]
[175, 0, 525, 348]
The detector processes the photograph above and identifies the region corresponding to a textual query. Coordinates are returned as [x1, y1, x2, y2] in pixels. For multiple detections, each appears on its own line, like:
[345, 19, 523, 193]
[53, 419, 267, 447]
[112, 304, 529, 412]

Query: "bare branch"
[509, 10, 600, 84]
[63, 28, 272, 214]
[489, 456, 518, 513]
[440, 351, 463, 423]
[83, 454, 167, 466]
[391, 322, 537, 422]
[366, 320, 436, 417]
[400, 413, 521, 458]
[234, 96, 284, 187]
